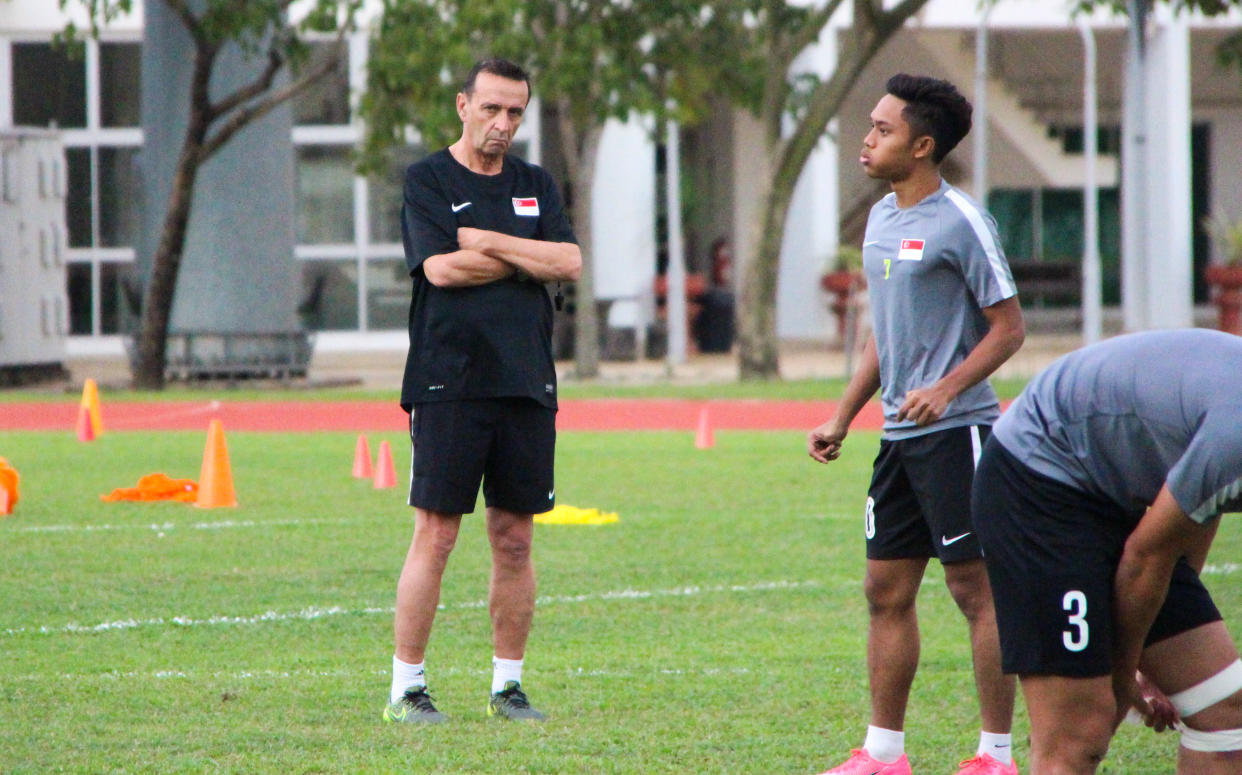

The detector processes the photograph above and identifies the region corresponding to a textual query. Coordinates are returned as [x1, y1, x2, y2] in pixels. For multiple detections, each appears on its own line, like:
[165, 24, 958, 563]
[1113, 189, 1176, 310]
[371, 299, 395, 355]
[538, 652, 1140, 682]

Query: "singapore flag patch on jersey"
[897, 238, 925, 261]
[512, 197, 540, 216]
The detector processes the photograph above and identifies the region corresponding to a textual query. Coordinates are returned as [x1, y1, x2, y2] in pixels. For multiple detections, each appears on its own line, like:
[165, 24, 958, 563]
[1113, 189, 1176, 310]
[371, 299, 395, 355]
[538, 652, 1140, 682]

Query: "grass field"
[2, 423, 1238, 773]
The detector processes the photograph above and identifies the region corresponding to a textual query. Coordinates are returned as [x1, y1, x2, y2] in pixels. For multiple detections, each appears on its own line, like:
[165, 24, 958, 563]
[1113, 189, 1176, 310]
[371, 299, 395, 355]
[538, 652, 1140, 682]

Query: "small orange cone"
[0, 457, 19, 516]
[80, 378, 103, 437]
[352, 434, 373, 479]
[76, 405, 96, 442]
[373, 440, 397, 489]
[195, 419, 237, 508]
[695, 406, 715, 449]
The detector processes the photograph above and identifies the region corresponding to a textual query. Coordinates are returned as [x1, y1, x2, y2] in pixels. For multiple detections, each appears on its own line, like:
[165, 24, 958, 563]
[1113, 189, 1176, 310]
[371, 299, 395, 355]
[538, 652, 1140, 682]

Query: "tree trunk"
[558, 104, 603, 378]
[132, 143, 206, 389]
[132, 37, 215, 390]
[735, 1, 926, 380]
[736, 160, 796, 380]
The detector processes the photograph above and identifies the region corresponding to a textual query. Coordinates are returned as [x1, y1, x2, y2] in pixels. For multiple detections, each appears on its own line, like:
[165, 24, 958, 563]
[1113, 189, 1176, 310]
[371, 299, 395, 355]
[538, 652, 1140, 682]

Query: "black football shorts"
[408, 398, 556, 516]
[865, 424, 990, 563]
[972, 436, 1221, 677]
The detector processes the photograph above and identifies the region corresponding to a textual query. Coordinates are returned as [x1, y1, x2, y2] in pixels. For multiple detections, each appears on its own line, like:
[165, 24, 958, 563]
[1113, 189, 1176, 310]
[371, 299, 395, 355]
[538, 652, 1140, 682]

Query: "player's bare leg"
[944, 558, 1016, 734]
[1142, 622, 1242, 775]
[486, 506, 536, 660]
[864, 557, 928, 730]
[1022, 674, 1115, 773]
[393, 508, 462, 662]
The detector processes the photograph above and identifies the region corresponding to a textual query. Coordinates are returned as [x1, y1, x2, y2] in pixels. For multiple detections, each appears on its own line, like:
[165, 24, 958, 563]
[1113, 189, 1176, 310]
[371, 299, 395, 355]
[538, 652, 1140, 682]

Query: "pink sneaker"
[818, 748, 912, 775]
[955, 753, 1018, 775]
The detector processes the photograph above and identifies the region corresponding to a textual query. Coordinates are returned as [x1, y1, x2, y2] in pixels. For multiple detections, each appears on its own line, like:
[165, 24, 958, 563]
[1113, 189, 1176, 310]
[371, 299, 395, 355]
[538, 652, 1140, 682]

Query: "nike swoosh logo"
[863, 240, 880, 246]
[451, 201, 472, 213]
[942, 532, 972, 546]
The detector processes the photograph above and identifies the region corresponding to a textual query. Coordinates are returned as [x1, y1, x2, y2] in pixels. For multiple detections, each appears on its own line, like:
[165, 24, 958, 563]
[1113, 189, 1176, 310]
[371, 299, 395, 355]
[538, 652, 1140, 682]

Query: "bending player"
[973, 329, 1242, 773]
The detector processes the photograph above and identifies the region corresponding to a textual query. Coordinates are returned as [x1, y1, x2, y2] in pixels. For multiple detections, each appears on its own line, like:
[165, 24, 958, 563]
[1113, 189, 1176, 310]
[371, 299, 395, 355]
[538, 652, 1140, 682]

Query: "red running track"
[0, 398, 885, 433]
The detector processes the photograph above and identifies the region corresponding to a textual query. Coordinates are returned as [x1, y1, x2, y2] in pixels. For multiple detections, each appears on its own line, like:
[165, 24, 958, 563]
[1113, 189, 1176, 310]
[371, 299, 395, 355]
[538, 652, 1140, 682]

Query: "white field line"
[3, 579, 823, 638]
[9, 665, 753, 684]
[15, 517, 362, 534]
[102, 400, 223, 429]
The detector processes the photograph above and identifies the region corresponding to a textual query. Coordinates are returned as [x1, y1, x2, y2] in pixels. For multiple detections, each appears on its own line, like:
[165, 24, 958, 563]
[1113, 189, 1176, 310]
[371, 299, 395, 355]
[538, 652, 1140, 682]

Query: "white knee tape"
[1170, 659, 1242, 718]
[1179, 724, 1242, 753]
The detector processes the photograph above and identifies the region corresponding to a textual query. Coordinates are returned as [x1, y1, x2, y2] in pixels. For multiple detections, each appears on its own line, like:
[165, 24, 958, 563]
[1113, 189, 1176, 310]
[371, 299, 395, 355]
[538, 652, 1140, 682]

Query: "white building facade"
[2, 0, 1240, 363]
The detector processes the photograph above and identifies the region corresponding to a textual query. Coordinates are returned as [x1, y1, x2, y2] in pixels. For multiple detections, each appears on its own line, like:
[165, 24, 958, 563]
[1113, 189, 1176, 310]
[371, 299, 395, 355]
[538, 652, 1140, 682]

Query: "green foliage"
[358, 0, 765, 173]
[2, 427, 1234, 772]
[1072, 0, 1241, 13]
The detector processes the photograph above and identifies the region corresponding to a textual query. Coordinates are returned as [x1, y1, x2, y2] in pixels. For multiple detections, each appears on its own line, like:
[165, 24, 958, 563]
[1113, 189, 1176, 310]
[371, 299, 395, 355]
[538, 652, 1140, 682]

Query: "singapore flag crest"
[512, 197, 540, 216]
[897, 238, 925, 261]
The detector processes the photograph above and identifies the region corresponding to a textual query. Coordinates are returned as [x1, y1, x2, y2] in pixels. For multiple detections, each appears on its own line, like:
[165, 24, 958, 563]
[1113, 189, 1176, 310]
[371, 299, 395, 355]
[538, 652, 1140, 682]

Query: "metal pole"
[1080, 21, 1102, 344]
[972, 3, 992, 202]
[665, 119, 687, 366]
[1122, 0, 1149, 330]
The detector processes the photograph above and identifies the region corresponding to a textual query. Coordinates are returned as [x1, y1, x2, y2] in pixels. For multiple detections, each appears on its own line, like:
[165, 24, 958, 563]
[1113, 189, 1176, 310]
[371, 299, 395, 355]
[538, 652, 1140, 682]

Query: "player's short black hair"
[885, 73, 972, 164]
[463, 58, 532, 101]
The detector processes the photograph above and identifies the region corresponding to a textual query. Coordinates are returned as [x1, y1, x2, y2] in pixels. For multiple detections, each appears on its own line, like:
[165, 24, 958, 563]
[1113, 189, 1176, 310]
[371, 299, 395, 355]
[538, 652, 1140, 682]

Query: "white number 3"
[1062, 590, 1089, 652]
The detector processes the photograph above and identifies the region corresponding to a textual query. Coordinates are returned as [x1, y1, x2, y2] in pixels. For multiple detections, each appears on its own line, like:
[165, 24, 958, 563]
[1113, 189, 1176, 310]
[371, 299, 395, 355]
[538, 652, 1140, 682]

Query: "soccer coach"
[382, 58, 581, 725]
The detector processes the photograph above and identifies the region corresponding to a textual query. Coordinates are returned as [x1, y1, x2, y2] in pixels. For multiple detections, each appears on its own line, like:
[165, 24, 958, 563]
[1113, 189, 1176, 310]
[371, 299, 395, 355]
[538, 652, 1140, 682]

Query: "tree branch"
[162, 0, 210, 49]
[788, 0, 848, 59]
[207, 47, 284, 121]
[199, 34, 345, 161]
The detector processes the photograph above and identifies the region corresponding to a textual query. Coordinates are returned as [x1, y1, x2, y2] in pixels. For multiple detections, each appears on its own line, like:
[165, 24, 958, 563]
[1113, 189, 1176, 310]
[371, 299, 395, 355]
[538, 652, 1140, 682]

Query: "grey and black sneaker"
[487, 680, 546, 721]
[382, 686, 448, 724]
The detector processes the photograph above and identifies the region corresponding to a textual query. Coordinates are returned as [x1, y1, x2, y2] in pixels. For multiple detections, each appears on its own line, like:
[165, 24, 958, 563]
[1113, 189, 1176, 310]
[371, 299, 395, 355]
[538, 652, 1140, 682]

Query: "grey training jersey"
[994, 330, 1242, 524]
[862, 180, 1017, 439]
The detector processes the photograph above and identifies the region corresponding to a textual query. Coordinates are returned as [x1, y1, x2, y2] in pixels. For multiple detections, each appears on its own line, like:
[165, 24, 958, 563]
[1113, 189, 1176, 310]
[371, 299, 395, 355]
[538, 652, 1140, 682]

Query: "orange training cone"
[0, 457, 16, 516]
[352, 434, 373, 479]
[76, 405, 96, 442]
[695, 406, 715, 449]
[195, 419, 238, 508]
[80, 378, 103, 437]
[373, 440, 397, 489]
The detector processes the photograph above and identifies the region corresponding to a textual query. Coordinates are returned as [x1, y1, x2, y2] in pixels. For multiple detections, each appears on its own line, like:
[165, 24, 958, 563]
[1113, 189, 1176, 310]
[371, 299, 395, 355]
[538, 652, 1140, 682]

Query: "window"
[366, 258, 409, 329]
[98, 146, 139, 247]
[298, 259, 358, 330]
[100, 42, 141, 128]
[368, 149, 422, 244]
[293, 42, 350, 126]
[296, 145, 354, 243]
[12, 42, 87, 128]
[65, 147, 92, 248]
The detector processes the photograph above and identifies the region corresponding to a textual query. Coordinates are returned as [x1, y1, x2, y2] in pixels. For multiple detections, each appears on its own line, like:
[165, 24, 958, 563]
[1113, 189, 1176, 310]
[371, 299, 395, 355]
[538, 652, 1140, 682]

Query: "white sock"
[390, 656, 426, 703]
[863, 725, 905, 763]
[492, 656, 523, 694]
[978, 731, 1013, 765]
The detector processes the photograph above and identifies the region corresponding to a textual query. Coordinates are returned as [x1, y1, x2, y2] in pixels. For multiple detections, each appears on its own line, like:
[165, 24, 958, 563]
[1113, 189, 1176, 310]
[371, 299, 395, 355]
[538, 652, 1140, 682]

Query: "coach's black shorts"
[972, 436, 1222, 678]
[409, 398, 556, 516]
[865, 424, 989, 563]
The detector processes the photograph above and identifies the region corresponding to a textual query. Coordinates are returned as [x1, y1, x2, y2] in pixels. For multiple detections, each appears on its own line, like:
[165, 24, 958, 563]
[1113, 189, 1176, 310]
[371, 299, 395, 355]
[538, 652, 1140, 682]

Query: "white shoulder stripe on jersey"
[945, 188, 1017, 299]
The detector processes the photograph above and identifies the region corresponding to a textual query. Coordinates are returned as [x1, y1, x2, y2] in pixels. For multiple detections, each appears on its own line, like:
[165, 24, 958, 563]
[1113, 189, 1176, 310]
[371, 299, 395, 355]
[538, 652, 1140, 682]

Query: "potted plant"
[1203, 214, 1242, 335]
[820, 245, 864, 340]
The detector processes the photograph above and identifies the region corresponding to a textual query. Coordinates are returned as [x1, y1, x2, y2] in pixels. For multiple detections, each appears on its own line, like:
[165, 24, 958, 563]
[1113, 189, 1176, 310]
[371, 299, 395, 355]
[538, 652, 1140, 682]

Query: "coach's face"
[860, 93, 929, 182]
[457, 72, 530, 160]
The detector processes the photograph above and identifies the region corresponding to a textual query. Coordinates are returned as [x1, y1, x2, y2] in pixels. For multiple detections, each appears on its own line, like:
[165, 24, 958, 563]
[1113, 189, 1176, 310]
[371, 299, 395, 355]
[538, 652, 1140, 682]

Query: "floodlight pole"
[972, 3, 992, 202]
[1080, 21, 1102, 344]
[665, 119, 688, 366]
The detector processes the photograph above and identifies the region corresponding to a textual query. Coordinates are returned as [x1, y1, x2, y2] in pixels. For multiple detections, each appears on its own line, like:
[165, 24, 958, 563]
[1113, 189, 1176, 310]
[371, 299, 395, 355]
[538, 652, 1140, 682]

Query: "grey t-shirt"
[994, 329, 1242, 524]
[862, 180, 1017, 439]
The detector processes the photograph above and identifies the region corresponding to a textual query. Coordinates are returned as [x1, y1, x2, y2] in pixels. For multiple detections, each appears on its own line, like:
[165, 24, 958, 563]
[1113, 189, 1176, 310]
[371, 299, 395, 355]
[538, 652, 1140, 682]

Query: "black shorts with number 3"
[972, 436, 1222, 677]
[865, 424, 990, 563]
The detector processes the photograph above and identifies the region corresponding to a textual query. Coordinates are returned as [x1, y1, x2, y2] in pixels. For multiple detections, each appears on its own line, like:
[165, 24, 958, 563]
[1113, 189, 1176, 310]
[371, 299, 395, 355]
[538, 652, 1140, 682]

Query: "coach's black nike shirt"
[399, 148, 577, 412]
